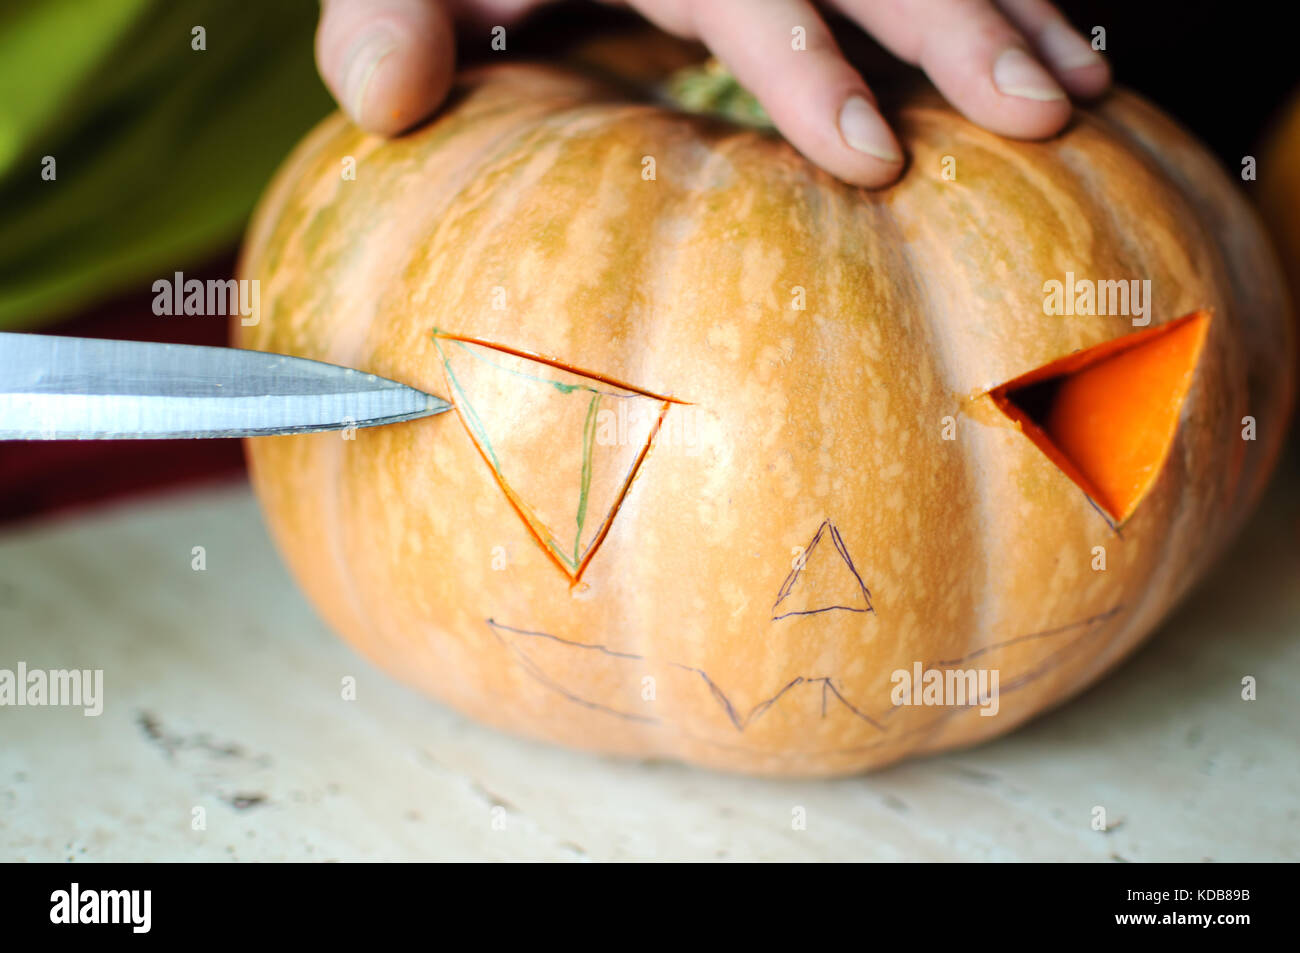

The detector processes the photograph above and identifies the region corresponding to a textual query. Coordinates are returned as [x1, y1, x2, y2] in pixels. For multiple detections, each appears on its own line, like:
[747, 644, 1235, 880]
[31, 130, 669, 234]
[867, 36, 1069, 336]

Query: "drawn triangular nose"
[990, 311, 1211, 523]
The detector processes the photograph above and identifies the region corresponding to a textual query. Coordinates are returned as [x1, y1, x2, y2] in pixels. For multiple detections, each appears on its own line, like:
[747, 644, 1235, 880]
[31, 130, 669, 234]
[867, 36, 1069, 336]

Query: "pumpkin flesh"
[991, 310, 1211, 522]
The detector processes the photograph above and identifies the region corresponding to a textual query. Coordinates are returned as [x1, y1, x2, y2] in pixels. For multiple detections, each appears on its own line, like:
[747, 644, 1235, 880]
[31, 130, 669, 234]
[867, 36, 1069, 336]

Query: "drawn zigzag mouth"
[487, 605, 1124, 753]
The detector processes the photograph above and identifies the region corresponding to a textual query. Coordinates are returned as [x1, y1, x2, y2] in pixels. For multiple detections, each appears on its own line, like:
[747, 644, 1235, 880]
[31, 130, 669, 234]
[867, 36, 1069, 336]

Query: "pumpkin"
[1260, 89, 1300, 368]
[236, 48, 1293, 776]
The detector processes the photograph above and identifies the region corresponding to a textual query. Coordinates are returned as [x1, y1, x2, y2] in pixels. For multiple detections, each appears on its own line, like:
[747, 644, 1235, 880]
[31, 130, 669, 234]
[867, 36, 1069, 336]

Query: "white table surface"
[2, 448, 1297, 862]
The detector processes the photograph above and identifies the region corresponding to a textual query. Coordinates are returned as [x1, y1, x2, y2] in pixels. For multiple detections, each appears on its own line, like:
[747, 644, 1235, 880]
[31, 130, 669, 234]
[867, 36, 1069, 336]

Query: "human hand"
[315, 0, 1109, 188]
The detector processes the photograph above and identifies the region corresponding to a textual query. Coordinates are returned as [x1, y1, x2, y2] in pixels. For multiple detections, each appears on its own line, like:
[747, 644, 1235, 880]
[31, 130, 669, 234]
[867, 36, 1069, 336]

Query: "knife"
[0, 332, 451, 440]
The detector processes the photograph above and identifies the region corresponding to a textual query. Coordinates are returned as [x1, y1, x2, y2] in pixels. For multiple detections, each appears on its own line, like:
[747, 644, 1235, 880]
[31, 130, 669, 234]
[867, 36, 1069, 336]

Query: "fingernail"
[993, 48, 1067, 102]
[838, 95, 901, 163]
[1039, 21, 1102, 71]
[342, 29, 398, 123]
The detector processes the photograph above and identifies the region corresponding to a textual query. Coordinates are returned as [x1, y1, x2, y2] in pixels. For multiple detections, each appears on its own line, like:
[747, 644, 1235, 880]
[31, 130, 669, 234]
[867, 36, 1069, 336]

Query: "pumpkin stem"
[663, 59, 775, 130]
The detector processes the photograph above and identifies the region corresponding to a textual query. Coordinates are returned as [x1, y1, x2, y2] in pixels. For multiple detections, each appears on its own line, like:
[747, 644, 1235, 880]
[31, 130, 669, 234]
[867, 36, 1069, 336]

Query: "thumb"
[315, 0, 456, 135]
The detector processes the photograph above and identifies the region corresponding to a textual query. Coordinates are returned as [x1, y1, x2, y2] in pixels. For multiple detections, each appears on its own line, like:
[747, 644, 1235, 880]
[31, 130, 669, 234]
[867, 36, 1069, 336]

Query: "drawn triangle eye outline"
[772, 519, 875, 622]
[431, 328, 688, 585]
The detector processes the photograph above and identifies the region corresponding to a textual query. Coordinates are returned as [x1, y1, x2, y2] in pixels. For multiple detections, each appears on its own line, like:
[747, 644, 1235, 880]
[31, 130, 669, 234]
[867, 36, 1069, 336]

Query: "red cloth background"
[0, 258, 247, 526]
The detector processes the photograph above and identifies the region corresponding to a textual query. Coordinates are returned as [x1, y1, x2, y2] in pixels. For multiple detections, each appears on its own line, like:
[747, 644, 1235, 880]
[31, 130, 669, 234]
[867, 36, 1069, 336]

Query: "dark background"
[1058, 0, 1296, 165]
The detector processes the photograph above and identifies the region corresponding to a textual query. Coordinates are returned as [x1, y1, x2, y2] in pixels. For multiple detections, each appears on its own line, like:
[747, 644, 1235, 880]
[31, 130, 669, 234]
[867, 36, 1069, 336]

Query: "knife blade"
[0, 332, 451, 439]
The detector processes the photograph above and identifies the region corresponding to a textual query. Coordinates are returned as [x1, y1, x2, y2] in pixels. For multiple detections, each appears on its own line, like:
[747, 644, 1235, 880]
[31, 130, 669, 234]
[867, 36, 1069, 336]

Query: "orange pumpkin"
[1260, 89, 1300, 369]
[236, 54, 1293, 776]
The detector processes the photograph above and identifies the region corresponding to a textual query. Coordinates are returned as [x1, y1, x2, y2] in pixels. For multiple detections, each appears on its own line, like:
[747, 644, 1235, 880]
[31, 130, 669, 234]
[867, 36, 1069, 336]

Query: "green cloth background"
[0, 0, 333, 329]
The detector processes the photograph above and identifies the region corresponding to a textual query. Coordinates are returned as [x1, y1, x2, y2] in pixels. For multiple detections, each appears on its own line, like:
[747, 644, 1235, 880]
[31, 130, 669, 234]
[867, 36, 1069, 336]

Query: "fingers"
[445, 0, 550, 25]
[316, 0, 456, 135]
[313, 0, 1109, 188]
[996, 0, 1110, 99]
[680, 0, 905, 188]
[838, 0, 1072, 140]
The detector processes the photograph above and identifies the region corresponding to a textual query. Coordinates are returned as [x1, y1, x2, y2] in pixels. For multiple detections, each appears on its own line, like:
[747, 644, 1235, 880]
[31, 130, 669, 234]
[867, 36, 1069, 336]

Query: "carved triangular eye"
[431, 329, 681, 584]
[989, 311, 1210, 523]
